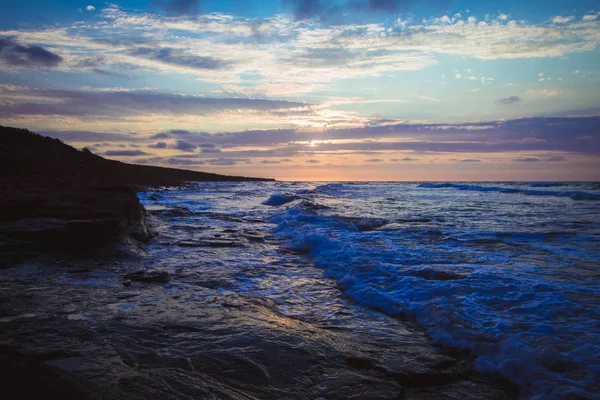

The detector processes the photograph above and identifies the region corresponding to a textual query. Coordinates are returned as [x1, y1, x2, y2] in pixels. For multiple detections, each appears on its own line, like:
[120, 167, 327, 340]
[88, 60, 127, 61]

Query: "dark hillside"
[0, 126, 272, 260]
[0, 126, 270, 186]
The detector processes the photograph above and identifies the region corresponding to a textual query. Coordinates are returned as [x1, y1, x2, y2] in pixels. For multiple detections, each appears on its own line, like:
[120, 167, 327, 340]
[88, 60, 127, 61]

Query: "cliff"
[0, 126, 272, 263]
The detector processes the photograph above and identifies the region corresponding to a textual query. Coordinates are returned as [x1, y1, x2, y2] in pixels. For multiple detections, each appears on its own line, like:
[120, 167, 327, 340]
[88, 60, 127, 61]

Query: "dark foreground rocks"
[0, 260, 519, 400]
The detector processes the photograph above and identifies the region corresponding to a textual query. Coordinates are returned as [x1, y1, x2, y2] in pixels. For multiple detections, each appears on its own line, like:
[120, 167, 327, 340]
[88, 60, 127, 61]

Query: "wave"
[262, 193, 299, 206]
[270, 205, 600, 399]
[529, 182, 567, 188]
[419, 183, 600, 201]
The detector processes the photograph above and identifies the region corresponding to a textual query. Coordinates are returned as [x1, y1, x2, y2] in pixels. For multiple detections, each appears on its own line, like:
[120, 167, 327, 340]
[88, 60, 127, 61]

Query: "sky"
[0, 0, 599, 180]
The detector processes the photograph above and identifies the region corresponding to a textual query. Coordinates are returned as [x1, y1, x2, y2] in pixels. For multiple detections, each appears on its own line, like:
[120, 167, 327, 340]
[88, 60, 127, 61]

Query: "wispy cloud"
[2, 5, 597, 95]
[495, 96, 521, 105]
[103, 149, 151, 156]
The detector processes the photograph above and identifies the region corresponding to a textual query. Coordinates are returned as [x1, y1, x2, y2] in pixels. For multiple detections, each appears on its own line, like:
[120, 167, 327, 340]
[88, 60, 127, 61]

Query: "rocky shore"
[0, 126, 271, 264]
[0, 126, 519, 399]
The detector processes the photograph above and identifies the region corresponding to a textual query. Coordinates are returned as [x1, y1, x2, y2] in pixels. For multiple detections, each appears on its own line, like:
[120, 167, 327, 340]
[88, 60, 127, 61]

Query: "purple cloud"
[104, 150, 151, 156]
[0, 37, 63, 68]
[174, 140, 197, 152]
[513, 157, 540, 162]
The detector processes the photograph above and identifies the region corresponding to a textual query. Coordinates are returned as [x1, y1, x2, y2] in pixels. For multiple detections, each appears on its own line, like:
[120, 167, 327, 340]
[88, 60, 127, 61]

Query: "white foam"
[270, 185, 600, 399]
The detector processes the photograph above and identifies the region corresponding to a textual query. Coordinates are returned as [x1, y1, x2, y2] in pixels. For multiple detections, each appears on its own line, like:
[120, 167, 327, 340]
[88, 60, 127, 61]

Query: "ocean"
[139, 181, 600, 399]
[1, 181, 599, 399]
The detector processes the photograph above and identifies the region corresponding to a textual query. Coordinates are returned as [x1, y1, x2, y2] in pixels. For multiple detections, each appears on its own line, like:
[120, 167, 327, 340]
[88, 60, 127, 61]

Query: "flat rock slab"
[0, 261, 518, 400]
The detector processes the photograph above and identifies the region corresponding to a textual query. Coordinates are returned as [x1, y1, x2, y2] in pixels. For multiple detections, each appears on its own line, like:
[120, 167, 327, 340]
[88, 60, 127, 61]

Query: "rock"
[0, 125, 273, 265]
[124, 270, 170, 283]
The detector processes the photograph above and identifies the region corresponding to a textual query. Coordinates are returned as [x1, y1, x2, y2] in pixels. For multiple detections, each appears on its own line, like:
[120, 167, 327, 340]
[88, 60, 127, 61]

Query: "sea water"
[138, 181, 600, 399]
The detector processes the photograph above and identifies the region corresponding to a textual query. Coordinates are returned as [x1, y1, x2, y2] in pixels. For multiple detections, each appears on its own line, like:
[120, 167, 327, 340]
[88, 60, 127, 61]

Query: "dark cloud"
[305, 159, 321, 163]
[513, 157, 540, 162]
[205, 157, 247, 165]
[200, 148, 221, 153]
[40, 116, 600, 158]
[104, 150, 151, 156]
[174, 140, 197, 152]
[77, 55, 106, 68]
[365, 158, 384, 162]
[41, 130, 141, 143]
[546, 156, 565, 162]
[391, 157, 417, 161]
[495, 96, 521, 105]
[0, 88, 308, 117]
[149, 141, 168, 148]
[166, 157, 205, 165]
[0, 37, 63, 68]
[169, 129, 192, 135]
[460, 159, 481, 163]
[128, 47, 230, 70]
[260, 160, 280, 164]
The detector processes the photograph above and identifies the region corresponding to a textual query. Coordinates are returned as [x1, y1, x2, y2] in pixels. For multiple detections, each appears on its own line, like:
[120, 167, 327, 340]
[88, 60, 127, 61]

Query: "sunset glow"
[1, 0, 599, 180]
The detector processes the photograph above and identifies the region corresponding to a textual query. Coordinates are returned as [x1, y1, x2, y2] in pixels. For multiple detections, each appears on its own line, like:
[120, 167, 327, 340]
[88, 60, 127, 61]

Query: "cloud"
[495, 96, 521, 105]
[205, 157, 246, 165]
[86, 5, 96, 11]
[552, 16, 574, 24]
[0, 87, 309, 118]
[546, 156, 565, 162]
[151, 132, 171, 139]
[2, 4, 597, 100]
[128, 47, 231, 70]
[34, 116, 600, 164]
[76, 55, 106, 68]
[365, 158, 384, 162]
[174, 140, 197, 152]
[104, 150, 151, 156]
[0, 37, 63, 68]
[512, 157, 540, 162]
[200, 148, 221, 153]
[41, 130, 141, 142]
[166, 157, 205, 165]
[149, 141, 168, 148]
[460, 159, 481, 163]
[525, 89, 562, 97]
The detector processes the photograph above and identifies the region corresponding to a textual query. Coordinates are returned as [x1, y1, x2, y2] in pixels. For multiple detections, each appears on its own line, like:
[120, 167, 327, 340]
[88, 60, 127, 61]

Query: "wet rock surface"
[124, 269, 170, 283]
[0, 259, 518, 400]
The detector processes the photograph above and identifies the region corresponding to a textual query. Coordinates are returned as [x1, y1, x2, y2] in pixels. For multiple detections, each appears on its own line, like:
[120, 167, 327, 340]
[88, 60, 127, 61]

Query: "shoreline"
[0, 127, 520, 398]
[0, 246, 520, 400]
[0, 125, 272, 265]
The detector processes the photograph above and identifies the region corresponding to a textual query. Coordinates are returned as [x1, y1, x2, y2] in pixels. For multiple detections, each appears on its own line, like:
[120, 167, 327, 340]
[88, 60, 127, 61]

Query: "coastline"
[0, 127, 521, 399]
[0, 125, 271, 265]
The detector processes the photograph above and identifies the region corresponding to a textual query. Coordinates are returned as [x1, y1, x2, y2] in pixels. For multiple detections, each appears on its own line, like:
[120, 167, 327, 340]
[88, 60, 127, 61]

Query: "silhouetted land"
[0, 125, 272, 261]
